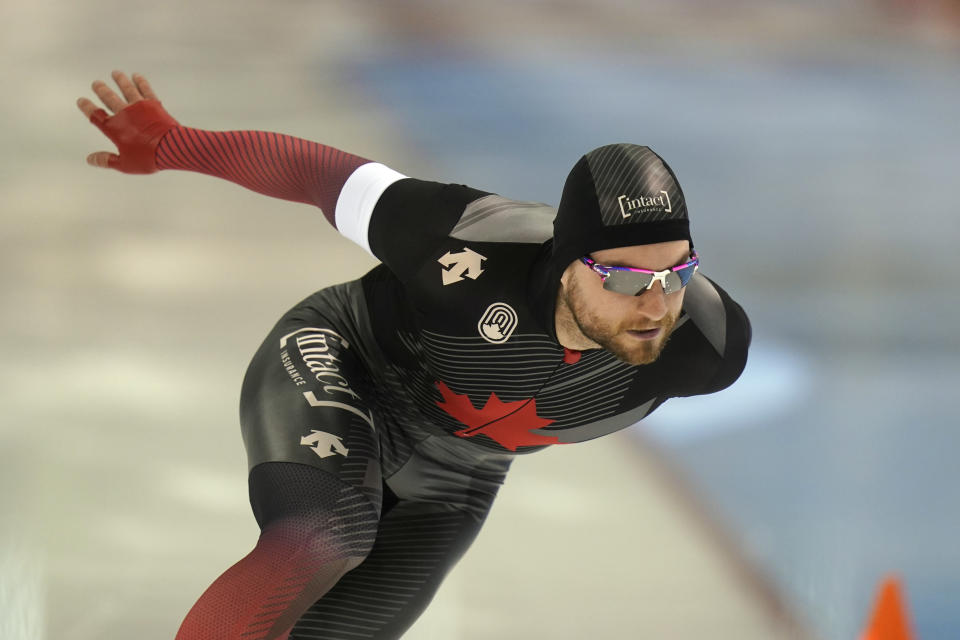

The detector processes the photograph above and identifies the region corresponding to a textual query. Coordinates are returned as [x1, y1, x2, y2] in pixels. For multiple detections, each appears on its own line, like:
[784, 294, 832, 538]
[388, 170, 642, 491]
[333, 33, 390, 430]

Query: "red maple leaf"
[434, 380, 560, 451]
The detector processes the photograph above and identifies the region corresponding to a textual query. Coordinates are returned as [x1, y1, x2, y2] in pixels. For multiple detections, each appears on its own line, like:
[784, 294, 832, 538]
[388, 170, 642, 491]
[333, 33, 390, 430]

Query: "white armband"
[335, 163, 407, 257]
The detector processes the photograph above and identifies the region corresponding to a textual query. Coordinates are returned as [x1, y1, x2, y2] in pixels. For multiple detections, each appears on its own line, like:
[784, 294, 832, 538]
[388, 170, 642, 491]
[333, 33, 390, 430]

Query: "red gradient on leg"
[175, 521, 358, 640]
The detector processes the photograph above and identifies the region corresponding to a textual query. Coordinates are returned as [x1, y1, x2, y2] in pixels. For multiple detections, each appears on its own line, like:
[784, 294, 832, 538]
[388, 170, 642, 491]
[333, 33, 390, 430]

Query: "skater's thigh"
[240, 289, 382, 512]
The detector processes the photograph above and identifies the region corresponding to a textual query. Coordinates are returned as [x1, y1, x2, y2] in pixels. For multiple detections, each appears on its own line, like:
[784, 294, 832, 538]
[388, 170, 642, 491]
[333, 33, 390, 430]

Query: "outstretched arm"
[77, 70, 375, 224]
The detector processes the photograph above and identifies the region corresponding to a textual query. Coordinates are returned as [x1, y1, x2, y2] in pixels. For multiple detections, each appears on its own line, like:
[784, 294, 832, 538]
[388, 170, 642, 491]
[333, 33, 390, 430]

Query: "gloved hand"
[76, 70, 180, 174]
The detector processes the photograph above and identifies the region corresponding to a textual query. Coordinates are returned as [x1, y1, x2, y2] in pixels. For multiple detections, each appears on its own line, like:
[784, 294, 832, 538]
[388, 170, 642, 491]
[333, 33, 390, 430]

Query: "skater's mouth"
[627, 328, 661, 340]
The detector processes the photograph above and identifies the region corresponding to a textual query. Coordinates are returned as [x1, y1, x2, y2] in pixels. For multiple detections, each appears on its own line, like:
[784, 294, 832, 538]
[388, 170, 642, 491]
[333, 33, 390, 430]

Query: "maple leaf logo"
[434, 380, 560, 452]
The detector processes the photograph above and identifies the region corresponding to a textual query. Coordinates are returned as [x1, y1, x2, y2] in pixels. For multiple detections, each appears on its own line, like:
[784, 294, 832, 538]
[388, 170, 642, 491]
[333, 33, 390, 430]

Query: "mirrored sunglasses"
[580, 251, 699, 296]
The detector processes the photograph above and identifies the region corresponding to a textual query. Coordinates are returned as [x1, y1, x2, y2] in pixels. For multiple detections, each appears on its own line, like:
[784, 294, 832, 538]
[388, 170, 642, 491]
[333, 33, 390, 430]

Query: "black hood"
[553, 143, 692, 270]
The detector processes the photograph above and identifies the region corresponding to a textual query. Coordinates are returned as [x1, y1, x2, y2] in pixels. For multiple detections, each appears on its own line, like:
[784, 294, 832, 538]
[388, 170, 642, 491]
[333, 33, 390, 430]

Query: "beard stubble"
[562, 276, 681, 366]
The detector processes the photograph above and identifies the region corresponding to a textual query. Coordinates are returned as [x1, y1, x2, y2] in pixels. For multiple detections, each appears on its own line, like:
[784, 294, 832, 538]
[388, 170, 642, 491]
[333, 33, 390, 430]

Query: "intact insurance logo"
[617, 191, 672, 219]
[277, 327, 374, 461]
[478, 302, 518, 344]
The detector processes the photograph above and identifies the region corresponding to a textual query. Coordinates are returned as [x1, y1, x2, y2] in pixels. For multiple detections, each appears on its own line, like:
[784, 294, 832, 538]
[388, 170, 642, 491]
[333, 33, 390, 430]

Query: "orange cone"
[860, 576, 916, 640]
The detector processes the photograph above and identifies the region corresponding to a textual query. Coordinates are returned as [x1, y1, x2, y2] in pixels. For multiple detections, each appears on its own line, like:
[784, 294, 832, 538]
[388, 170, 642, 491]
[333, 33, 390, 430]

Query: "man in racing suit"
[77, 70, 751, 640]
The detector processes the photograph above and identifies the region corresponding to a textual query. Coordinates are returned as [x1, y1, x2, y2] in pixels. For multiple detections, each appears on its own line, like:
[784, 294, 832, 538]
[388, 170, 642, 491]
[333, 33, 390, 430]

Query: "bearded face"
[556, 241, 690, 366]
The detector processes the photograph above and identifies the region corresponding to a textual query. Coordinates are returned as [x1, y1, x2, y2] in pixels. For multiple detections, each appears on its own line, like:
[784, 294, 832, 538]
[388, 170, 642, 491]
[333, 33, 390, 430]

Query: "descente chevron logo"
[618, 192, 672, 219]
[438, 248, 486, 285]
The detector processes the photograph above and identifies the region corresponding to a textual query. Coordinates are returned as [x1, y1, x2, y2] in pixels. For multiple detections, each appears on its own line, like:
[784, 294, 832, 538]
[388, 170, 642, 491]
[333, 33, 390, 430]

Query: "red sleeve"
[155, 127, 369, 225]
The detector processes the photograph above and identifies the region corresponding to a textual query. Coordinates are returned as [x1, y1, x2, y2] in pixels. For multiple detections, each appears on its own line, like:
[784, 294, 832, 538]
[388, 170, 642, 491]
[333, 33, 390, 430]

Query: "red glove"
[88, 99, 179, 174]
